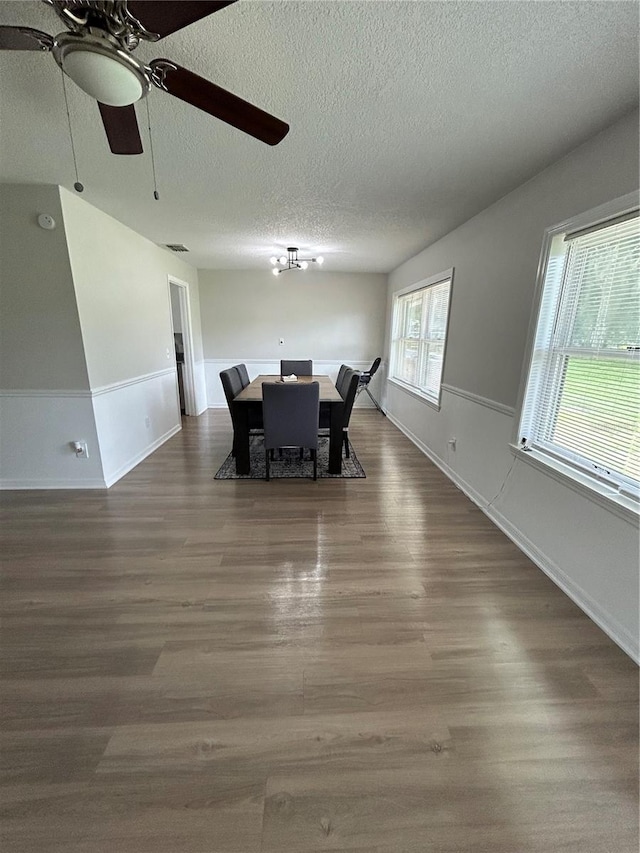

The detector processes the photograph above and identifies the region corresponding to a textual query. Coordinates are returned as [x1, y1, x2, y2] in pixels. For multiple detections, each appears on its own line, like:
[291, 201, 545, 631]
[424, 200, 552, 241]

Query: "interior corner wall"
[0, 183, 105, 488]
[197, 269, 388, 407]
[383, 109, 640, 661]
[59, 188, 204, 486]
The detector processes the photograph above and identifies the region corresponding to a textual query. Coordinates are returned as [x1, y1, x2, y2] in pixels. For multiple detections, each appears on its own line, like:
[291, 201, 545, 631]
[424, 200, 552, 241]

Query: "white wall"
[383, 109, 640, 660]
[60, 188, 204, 484]
[198, 269, 387, 407]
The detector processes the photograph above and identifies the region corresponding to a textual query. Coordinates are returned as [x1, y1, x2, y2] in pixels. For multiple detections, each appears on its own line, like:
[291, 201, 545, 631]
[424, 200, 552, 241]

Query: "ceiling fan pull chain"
[145, 96, 159, 201]
[60, 69, 84, 193]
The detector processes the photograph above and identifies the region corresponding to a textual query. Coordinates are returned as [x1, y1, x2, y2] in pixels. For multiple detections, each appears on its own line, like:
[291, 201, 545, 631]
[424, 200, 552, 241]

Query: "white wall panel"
[0, 392, 105, 488]
[204, 359, 383, 409]
[91, 369, 181, 487]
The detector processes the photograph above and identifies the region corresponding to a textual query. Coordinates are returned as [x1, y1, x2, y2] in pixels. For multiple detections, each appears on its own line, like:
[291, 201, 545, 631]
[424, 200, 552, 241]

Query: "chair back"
[341, 368, 361, 428]
[262, 382, 319, 451]
[335, 363, 349, 391]
[280, 359, 313, 376]
[220, 367, 243, 406]
[358, 357, 381, 388]
[235, 363, 250, 388]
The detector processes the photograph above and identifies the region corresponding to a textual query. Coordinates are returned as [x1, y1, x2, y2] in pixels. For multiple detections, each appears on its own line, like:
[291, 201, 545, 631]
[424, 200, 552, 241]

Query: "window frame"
[389, 268, 454, 409]
[514, 191, 640, 519]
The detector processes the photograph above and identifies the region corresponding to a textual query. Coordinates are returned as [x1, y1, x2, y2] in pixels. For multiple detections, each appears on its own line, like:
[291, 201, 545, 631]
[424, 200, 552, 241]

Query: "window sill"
[509, 444, 639, 526]
[388, 378, 441, 411]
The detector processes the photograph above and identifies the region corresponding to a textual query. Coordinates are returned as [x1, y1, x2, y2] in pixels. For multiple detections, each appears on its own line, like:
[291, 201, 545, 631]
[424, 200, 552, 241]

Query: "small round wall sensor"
[74, 182, 84, 193]
[37, 213, 56, 230]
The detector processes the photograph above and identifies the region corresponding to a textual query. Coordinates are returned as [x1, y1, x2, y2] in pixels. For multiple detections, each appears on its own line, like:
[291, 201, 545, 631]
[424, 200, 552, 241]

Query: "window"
[519, 201, 639, 501]
[390, 271, 453, 406]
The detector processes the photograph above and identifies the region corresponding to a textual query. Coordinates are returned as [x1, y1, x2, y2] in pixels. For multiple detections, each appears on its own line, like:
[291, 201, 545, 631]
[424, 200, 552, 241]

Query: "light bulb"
[272, 268, 280, 276]
[300, 261, 308, 270]
[270, 256, 277, 265]
[316, 256, 324, 265]
[279, 256, 287, 265]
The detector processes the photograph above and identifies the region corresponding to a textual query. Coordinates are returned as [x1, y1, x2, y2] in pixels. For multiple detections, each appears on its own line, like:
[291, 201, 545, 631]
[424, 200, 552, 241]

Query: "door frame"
[168, 276, 197, 416]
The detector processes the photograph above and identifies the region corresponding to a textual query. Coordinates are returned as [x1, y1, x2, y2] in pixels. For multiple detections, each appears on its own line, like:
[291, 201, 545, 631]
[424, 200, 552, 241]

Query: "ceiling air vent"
[165, 244, 189, 253]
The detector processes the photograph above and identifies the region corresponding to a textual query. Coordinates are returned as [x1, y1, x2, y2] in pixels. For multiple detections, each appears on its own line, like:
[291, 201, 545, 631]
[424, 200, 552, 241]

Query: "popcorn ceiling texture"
[0, 0, 637, 272]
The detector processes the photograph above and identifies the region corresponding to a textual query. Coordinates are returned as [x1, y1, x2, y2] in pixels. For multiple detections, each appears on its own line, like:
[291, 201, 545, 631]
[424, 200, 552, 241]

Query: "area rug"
[214, 435, 366, 479]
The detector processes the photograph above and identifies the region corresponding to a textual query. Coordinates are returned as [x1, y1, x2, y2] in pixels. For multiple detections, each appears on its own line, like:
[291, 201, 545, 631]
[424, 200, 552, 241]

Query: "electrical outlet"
[145, 416, 151, 429]
[73, 440, 89, 459]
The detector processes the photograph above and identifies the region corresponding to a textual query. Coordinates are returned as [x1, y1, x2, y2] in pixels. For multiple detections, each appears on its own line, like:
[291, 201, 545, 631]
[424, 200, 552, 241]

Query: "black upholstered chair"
[335, 363, 350, 391]
[280, 359, 313, 376]
[234, 363, 250, 388]
[220, 366, 262, 455]
[220, 367, 244, 455]
[320, 367, 361, 458]
[262, 381, 320, 481]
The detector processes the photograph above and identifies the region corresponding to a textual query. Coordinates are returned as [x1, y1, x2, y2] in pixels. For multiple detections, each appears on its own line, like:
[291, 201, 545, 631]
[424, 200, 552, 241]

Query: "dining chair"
[280, 359, 313, 376]
[335, 363, 350, 390]
[220, 367, 262, 456]
[262, 381, 320, 480]
[355, 357, 383, 412]
[234, 363, 250, 388]
[319, 367, 361, 458]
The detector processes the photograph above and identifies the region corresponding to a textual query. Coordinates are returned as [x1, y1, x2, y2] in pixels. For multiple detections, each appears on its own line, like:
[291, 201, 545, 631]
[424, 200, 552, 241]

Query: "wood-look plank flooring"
[1, 409, 637, 852]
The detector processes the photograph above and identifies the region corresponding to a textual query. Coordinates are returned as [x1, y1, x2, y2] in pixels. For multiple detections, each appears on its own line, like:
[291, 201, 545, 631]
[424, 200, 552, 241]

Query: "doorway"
[168, 277, 197, 416]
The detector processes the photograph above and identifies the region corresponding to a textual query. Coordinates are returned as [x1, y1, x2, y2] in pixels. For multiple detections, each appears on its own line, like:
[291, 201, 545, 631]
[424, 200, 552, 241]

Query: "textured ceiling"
[0, 1, 638, 272]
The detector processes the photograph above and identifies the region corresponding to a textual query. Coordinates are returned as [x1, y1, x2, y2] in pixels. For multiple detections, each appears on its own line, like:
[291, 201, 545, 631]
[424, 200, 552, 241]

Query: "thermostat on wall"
[37, 213, 56, 230]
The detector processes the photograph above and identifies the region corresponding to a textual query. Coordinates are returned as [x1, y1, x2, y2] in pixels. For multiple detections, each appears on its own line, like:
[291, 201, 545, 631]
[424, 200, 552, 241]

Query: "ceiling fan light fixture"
[53, 33, 150, 106]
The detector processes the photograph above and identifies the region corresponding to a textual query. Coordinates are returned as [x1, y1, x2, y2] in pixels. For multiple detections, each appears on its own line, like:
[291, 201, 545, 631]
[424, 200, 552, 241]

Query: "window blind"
[520, 212, 640, 495]
[391, 277, 451, 403]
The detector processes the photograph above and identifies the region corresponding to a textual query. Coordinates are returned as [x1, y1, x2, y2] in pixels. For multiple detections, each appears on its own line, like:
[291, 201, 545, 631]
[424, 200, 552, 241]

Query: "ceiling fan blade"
[149, 60, 289, 146]
[98, 103, 144, 155]
[0, 25, 53, 51]
[126, 1, 237, 40]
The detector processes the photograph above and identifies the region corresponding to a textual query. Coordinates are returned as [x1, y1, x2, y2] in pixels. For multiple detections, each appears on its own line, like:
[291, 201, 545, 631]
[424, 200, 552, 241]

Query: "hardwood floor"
[1, 409, 637, 852]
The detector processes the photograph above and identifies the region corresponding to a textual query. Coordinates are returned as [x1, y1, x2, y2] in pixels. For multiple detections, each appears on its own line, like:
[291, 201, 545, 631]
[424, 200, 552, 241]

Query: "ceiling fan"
[0, 0, 289, 154]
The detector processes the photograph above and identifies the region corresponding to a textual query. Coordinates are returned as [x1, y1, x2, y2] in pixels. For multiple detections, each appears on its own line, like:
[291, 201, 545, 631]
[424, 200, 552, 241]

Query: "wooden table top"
[235, 374, 342, 403]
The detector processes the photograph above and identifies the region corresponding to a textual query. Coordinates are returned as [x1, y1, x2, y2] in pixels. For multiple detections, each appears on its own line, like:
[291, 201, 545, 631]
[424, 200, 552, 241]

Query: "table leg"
[328, 400, 344, 475]
[233, 403, 250, 474]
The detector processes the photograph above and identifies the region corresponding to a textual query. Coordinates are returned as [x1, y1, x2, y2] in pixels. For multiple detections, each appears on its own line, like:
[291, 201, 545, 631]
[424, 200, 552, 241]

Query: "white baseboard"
[386, 411, 640, 664]
[103, 423, 181, 488]
[0, 477, 108, 490]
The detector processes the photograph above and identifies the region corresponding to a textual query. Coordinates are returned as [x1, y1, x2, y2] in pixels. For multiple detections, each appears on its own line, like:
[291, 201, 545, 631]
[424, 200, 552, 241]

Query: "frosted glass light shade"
[63, 49, 145, 105]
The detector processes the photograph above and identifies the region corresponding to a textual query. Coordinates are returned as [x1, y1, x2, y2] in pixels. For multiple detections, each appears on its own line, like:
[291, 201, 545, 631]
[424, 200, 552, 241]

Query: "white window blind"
[391, 276, 452, 404]
[520, 211, 640, 497]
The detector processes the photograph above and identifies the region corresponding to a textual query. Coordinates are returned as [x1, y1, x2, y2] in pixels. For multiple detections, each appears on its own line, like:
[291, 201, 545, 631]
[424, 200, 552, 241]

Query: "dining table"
[232, 374, 344, 475]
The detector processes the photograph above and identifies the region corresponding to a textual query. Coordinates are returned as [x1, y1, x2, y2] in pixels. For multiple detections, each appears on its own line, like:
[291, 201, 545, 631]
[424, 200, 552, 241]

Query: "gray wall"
[198, 269, 387, 363]
[0, 184, 89, 391]
[383, 109, 640, 659]
[387, 109, 640, 408]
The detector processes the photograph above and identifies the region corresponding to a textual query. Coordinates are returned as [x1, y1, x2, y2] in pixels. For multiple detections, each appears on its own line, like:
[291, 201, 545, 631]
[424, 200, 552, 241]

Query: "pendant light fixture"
[270, 247, 324, 275]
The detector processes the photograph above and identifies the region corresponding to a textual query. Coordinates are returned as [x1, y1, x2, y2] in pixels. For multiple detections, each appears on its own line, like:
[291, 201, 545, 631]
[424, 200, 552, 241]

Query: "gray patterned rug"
[214, 435, 366, 479]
